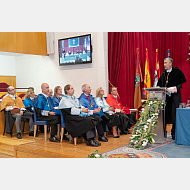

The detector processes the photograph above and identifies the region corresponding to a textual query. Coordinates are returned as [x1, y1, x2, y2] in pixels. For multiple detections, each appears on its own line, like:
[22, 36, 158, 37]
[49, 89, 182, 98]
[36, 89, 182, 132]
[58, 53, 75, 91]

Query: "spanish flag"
[143, 48, 151, 99]
[134, 48, 143, 109]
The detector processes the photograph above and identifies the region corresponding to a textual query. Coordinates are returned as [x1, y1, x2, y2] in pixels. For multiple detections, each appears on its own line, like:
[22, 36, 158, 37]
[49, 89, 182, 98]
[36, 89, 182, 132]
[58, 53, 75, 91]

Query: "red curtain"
[108, 32, 190, 108]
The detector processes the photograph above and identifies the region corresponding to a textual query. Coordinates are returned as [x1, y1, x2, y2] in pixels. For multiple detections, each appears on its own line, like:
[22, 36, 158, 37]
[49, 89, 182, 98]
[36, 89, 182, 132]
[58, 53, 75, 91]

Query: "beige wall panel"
[0, 32, 48, 56]
[0, 76, 16, 88]
[7, 32, 16, 52]
[16, 32, 24, 53]
[0, 33, 8, 52]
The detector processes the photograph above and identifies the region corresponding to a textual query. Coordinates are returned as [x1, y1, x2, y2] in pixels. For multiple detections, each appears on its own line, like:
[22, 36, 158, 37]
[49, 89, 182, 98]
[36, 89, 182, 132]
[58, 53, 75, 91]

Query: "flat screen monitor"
[58, 34, 92, 66]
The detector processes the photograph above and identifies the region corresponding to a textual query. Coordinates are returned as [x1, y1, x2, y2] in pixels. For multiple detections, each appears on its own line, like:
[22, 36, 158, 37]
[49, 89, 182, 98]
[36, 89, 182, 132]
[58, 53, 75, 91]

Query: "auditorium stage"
[0, 131, 132, 158]
[0, 125, 172, 158]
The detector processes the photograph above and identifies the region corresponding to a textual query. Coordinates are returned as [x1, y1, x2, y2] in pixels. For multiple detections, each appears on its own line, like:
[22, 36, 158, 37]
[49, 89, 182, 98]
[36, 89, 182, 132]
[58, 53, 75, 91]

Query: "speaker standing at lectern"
[157, 58, 186, 140]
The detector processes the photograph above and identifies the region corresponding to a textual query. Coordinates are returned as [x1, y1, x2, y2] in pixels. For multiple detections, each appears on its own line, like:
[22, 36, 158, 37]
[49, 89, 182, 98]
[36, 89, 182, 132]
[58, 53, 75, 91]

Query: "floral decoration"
[128, 99, 166, 150]
[88, 150, 108, 158]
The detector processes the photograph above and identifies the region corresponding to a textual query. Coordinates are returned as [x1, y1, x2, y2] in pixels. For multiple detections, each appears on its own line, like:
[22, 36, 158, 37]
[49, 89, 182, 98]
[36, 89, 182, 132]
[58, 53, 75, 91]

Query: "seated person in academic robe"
[94, 87, 120, 138]
[23, 88, 36, 112]
[34, 83, 60, 142]
[106, 86, 137, 134]
[78, 84, 108, 142]
[24, 88, 43, 134]
[28, 87, 38, 98]
[48, 89, 53, 99]
[59, 84, 103, 147]
[1, 86, 35, 139]
[52, 86, 69, 141]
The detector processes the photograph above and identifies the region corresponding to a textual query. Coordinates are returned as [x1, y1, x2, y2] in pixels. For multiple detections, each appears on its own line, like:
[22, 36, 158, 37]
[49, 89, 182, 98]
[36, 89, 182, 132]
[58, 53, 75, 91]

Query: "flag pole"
[108, 80, 120, 98]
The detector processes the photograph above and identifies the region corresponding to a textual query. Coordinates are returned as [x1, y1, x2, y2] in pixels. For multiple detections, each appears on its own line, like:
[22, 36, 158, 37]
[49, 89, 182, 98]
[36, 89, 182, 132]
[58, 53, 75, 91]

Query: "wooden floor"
[0, 131, 132, 158]
[0, 125, 172, 158]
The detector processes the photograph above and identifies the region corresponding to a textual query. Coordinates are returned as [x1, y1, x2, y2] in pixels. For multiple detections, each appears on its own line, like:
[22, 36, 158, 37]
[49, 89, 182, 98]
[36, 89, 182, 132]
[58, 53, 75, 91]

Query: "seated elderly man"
[34, 83, 60, 142]
[78, 84, 108, 142]
[48, 89, 53, 99]
[59, 84, 103, 147]
[106, 86, 137, 134]
[1, 86, 35, 139]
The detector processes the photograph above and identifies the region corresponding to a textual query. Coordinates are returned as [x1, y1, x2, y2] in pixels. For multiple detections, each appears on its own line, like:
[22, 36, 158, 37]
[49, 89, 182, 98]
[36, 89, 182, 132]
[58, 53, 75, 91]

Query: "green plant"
[128, 99, 165, 150]
[88, 150, 108, 158]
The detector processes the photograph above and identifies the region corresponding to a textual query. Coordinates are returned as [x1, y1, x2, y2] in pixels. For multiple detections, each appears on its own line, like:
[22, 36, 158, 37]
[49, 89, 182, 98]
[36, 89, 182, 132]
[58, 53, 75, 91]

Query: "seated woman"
[23, 88, 39, 137]
[23, 89, 36, 112]
[94, 87, 120, 138]
[52, 86, 63, 108]
[25, 87, 50, 134]
[52, 86, 68, 140]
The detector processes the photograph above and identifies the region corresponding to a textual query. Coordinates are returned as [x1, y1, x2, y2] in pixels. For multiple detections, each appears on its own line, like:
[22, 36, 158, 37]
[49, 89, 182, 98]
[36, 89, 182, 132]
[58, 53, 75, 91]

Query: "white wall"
[15, 32, 108, 97]
[0, 54, 16, 76]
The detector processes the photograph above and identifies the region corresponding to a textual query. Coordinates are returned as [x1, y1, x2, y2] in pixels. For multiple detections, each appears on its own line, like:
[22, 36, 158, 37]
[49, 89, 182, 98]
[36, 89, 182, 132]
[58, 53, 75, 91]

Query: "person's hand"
[82, 108, 89, 113]
[109, 107, 114, 111]
[20, 110, 23, 116]
[97, 107, 101, 112]
[49, 111, 55, 115]
[93, 108, 100, 113]
[120, 109, 125, 113]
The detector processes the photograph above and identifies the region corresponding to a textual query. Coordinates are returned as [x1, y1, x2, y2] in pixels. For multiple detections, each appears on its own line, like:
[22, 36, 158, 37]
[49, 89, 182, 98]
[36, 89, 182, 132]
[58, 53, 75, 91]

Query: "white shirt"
[10, 94, 16, 100]
[42, 93, 48, 98]
[6, 94, 26, 111]
[167, 68, 172, 73]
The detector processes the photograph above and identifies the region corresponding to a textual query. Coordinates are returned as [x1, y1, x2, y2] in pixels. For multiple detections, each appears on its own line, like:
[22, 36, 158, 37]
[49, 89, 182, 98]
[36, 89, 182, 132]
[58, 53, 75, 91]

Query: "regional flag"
[153, 49, 160, 87]
[134, 48, 143, 109]
[167, 49, 170, 58]
[143, 48, 151, 99]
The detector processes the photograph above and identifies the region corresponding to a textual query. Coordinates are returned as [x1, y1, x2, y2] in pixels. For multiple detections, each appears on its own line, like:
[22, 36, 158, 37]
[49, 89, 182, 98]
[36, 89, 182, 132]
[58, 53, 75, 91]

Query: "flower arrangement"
[88, 150, 108, 158]
[128, 99, 165, 150]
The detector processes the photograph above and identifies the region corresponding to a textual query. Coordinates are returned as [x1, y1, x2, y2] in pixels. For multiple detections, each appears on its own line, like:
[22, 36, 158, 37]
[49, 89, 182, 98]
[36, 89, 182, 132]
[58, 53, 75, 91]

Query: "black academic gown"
[61, 108, 102, 138]
[157, 67, 186, 124]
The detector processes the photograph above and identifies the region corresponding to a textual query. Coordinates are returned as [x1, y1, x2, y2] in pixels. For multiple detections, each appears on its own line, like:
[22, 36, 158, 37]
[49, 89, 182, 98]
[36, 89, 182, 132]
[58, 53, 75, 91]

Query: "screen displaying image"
[58, 34, 92, 65]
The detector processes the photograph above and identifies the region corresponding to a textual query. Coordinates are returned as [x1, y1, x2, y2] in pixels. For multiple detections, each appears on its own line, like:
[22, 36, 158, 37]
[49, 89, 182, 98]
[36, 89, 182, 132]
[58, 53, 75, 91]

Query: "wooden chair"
[60, 108, 82, 145]
[60, 109, 65, 143]
[2, 110, 29, 137]
[33, 107, 48, 141]
[2, 110, 16, 137]
[33, 106, 60, 141]
[60, 109, 78, 145]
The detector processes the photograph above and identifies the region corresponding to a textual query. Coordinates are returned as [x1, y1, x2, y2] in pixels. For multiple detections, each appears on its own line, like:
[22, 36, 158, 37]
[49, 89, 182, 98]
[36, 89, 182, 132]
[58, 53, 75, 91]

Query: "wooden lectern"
[144, 87, 168, 143]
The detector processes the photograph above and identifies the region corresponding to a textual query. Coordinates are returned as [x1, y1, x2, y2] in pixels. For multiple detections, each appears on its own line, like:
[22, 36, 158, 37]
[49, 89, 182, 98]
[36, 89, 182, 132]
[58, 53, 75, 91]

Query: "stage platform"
[0, 131, 132, 158]
[0, 125, 172, 158]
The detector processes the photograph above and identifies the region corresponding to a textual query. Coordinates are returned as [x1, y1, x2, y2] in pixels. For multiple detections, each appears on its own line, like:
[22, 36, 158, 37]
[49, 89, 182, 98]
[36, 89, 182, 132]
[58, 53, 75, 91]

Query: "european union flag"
[167, 49, 170, 58]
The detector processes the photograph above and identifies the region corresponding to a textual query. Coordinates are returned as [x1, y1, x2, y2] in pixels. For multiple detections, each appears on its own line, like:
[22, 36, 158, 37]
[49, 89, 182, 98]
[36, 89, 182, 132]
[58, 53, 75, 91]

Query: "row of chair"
[3, 103, 82, 145]
[32, 107, 79, 145]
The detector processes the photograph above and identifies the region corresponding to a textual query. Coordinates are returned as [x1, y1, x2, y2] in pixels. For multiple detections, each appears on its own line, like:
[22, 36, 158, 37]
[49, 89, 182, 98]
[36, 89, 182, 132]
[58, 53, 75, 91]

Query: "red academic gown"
[106, 94, 130, 114]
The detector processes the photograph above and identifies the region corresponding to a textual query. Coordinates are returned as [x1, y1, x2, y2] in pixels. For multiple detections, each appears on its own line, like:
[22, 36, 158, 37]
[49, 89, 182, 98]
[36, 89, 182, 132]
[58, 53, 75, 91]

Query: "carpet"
[101, 144, 167, 158]
[101, 133, 190, 158]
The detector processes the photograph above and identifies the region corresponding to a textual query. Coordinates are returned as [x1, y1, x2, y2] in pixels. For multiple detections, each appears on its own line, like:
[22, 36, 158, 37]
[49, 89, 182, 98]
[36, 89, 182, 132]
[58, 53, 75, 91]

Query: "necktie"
[87, 96, 91, 102]
[46, 97, 49, 107]
[166, 72, 169, 86]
